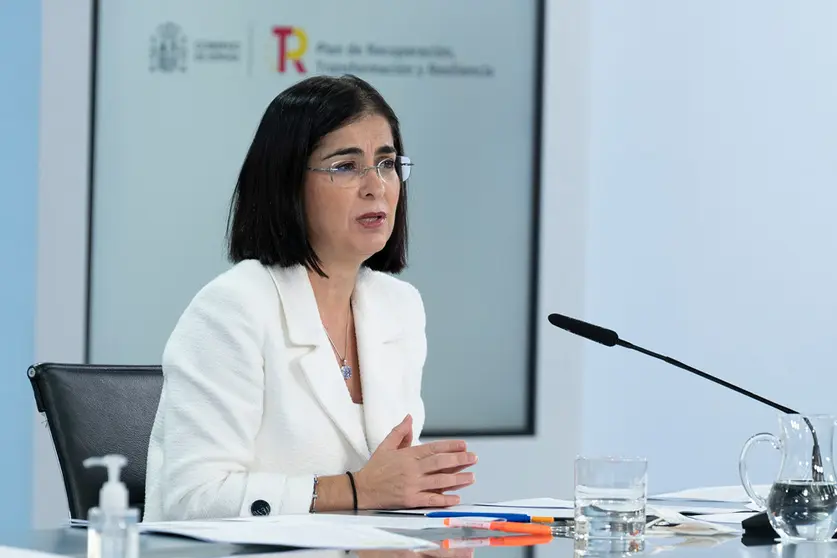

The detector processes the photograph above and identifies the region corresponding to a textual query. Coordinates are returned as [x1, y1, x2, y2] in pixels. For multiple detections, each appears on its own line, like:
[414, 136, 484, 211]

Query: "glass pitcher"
[739, 414, 837, 541]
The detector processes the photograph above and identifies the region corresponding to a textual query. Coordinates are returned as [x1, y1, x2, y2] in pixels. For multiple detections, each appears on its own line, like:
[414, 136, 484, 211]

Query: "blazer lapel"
[353, 269, 410, 453]
[267, 265, 371, 460]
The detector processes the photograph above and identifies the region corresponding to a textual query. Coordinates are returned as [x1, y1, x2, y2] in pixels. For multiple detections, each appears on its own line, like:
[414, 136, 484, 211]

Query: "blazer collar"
[267, 264, 408, 459]
[268, 265, 404, 347]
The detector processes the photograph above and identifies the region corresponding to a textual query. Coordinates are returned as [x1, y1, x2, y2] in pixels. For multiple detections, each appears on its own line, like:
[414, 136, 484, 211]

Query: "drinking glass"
[574, 456, 648, 540]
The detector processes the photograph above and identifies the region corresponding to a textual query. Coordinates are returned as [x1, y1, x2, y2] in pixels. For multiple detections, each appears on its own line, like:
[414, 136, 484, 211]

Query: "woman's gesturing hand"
[355, 414, 477, 509]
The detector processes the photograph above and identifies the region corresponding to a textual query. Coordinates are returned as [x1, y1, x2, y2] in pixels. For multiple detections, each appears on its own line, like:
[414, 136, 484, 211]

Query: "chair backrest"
[28, 363, 163, 520]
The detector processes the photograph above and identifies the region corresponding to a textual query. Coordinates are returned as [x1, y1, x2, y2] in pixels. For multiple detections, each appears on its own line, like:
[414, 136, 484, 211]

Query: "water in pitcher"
[767, 480, 837, 540]
[740, 414, 837, 541]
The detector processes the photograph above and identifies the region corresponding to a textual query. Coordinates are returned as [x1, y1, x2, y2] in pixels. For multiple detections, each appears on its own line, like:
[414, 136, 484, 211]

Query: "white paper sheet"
[138, 518, 437, 550]
[476, 498, 574, 509]
[377, 498, 574, 517]
[647, 506, 742, 536]
[686, 512, 760, 525]
[650, 485, 769, 503]
[378, 505, 574, 518]
[218, 513, 447, 531]
[376, 494, 760, 525]
[0, 548, 66, 558]
[474, 498, 753, 514]
[645, 535, 738, 551]
[651, 504, 755, 515]
[474, 506, 575, 518]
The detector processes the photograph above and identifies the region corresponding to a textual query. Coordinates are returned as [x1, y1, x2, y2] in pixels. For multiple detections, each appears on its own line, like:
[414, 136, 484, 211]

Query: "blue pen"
[426, 511, 534, 523]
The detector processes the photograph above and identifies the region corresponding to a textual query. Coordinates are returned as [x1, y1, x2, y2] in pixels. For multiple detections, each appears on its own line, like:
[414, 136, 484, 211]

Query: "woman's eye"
[379, 159, 396, 170]
[333, 162, 357, 173]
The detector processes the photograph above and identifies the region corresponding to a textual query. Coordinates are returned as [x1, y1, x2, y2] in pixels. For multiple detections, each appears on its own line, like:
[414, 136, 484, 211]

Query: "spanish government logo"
[149, 22, 188, 72]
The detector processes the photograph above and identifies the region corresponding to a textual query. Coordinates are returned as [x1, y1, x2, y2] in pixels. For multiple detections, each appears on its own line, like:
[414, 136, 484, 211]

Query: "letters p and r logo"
[272, 26, 307, 73]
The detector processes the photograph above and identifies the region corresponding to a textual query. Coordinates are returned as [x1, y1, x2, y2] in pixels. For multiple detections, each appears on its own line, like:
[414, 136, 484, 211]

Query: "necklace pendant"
[340, 361, 352, 380]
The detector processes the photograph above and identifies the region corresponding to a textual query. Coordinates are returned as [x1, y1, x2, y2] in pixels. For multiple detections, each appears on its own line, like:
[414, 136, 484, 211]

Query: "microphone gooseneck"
[547, 313, 824, 483]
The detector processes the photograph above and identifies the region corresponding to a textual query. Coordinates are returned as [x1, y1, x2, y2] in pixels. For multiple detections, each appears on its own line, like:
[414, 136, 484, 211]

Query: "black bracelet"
[346, 471, 358, 512]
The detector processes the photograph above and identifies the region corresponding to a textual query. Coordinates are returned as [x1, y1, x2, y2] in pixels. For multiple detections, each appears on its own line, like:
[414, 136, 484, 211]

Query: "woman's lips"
[356, 212, 387, 229]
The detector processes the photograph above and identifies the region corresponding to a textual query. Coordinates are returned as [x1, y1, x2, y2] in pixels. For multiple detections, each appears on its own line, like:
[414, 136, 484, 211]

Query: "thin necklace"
[324, 308, 352, 380]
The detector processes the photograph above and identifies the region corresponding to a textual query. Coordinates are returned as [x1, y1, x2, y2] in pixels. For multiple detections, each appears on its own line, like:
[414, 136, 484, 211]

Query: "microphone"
[546, 313, 822, 474]
[546, 313, 621, 348]
[548, 312, 826, 539]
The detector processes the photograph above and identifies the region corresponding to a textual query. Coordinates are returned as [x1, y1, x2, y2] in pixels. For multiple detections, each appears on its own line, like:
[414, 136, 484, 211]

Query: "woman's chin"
[353, 238, 390, 260]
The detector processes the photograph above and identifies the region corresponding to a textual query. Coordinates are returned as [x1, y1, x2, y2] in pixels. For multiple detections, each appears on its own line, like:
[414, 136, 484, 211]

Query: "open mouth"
[357, 212, 386, 225]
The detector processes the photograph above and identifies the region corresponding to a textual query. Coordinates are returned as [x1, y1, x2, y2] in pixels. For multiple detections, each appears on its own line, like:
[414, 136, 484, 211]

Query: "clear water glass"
[574, 456, 648, 541]
[574, 536, 646, 557]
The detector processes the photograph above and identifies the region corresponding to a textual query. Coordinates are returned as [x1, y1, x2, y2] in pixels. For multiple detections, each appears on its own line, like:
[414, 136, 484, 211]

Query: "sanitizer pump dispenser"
[84, 454, 139, 558]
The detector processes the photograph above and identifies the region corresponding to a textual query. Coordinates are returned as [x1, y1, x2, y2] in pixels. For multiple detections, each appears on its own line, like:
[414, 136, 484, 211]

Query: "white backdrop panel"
[90, 1, 540, 432]
[581, 0, 837, 492]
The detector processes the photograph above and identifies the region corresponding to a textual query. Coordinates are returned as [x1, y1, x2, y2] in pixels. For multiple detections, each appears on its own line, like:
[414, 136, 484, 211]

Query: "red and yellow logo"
[272, 26, 307, 73]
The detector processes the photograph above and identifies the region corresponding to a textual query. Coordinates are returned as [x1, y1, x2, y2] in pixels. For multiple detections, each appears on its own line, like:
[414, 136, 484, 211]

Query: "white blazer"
[143, 260, 427, 521]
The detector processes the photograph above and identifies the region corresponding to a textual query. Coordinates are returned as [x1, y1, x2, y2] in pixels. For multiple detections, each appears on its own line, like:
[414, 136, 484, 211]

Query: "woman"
[143, 75, 477, 521]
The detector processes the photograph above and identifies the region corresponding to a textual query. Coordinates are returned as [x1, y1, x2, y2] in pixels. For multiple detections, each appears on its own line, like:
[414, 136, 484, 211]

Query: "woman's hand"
[355, 414, 477, 509]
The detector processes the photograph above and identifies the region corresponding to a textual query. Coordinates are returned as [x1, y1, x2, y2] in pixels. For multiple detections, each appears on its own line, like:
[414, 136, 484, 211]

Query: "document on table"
[650, 503, 756, 515]
[684, 512, 760, 525]
[0, 548, 66, 558]
[646, 506, 745, 536]
[219, 513, 447, 531]
[650, 485, 769, 504]
[471, 497, 752, 514]
[477, 498, 574, 509]
[376, 496, 752, 522]
[378, 504, 574, 519]
[138, 517, 437, 550]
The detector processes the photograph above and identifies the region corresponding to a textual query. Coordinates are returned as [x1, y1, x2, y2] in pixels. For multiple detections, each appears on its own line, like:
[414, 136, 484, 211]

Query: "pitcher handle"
[739, 432, 782, 510]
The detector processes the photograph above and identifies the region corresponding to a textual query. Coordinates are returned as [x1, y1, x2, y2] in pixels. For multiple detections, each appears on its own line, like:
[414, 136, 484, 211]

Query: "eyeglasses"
[308, 155, 413, 186]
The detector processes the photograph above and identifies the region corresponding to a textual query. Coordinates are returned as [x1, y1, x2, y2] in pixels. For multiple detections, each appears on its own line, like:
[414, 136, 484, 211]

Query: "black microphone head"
[547, 313, 620, 347]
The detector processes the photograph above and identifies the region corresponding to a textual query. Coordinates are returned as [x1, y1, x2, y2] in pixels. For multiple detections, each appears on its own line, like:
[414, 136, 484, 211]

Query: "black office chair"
[28, 363, 163, 520]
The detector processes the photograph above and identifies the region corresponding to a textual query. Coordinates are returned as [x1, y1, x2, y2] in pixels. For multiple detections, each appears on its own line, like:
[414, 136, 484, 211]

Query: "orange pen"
[443, 518, 554, 536]
[441, 534, 554, 549]
[531, 516, 561, 524]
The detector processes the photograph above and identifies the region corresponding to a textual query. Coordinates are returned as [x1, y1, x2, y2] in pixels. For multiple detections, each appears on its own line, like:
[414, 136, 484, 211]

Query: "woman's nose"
[358, 167, 385, 197]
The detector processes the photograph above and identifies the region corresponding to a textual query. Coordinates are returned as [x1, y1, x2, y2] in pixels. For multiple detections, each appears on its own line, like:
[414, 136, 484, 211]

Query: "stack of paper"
[218, 513, 447, 531]
[650, 485, 769, 504]
[0, 548, 66, 558]
[647, 506, 744, 536]
[139, 516, 437, 550]
[477, 498, 574, 508]
[378, 498, 575, 519]
[374, 492, 759, 538]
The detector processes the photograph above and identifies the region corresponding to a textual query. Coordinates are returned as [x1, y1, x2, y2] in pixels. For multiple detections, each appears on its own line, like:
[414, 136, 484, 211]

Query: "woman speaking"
[143, 75, 477, 521]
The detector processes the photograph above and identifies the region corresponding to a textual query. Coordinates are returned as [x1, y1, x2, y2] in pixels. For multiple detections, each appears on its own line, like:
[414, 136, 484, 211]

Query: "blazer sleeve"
[156, 274, 314, 519]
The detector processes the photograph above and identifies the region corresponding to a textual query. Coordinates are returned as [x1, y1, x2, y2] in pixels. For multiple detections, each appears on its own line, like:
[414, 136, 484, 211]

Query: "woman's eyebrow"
[321, 146, 363, 160]
[321, 144, 396, 160]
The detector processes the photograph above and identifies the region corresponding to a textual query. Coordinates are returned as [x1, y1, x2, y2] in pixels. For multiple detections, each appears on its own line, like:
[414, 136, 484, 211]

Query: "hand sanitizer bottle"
[84, 455, 139, 558]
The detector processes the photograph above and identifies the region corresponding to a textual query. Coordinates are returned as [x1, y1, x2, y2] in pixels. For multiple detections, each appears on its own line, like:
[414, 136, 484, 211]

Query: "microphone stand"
[548, 312, 831, 540]
[616, 339, 824, 482]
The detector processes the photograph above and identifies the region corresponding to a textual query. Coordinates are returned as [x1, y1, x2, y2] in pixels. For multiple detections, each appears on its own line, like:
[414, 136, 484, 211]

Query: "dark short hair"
[226, 74, 408, 276]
